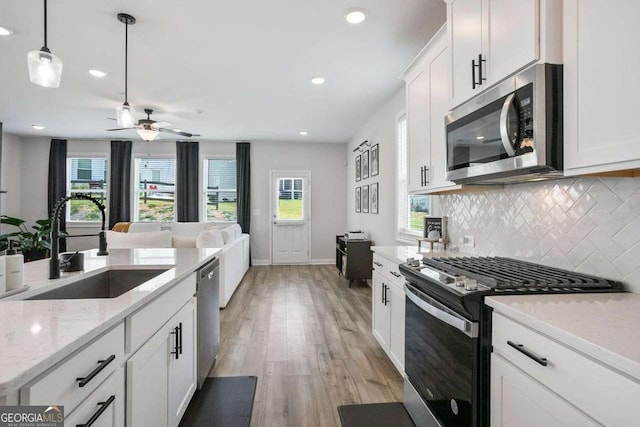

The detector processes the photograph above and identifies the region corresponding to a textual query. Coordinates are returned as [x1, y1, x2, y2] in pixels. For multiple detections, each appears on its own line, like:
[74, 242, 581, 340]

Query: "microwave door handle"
[499, 93, 517, 157]
[404, 283, 479, 338]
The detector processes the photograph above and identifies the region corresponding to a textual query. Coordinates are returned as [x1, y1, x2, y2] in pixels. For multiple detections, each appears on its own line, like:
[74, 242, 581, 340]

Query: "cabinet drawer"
[64, 368, 125, 427]
[21, 322, 124, 414]
[127, 274, 196, 353]
[372, 254, 404, 287]
[492, 312, 640, 426]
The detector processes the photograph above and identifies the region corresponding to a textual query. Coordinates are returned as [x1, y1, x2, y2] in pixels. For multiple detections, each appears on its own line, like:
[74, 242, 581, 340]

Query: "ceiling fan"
[107, 108, 200, 141]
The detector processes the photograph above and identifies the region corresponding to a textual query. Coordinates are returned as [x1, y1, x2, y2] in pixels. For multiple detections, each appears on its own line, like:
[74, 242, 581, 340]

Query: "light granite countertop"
[371, 245, 465, 264]
[486, 293, 640, 382]
[0, 247, 219, 396]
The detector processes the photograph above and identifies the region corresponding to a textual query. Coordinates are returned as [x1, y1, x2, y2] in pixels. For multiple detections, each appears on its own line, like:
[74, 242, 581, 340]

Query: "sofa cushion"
[106, 230, 172, 249]
[230, 223, 242, 235]
[196, 229, 225, 248]
[128, 223, 162, 233]
[172, 235, 197, 248]
[220, 227, 236, 244]
[171, 222, 216, 238]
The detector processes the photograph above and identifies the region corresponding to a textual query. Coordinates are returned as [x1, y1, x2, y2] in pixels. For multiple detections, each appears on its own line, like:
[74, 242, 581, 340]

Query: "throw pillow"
[220, 227, 236, 244]
[106, 230, 172, 249]
[196, 229, 225, 248]
[230, 223, 242, 236]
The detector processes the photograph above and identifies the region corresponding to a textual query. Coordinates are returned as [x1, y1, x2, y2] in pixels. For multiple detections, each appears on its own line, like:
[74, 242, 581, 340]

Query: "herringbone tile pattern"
[440, 177, 640, 292]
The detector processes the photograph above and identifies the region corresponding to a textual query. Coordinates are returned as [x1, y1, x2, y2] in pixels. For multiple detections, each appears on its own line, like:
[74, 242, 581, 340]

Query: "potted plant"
[0, 215, 62, 262]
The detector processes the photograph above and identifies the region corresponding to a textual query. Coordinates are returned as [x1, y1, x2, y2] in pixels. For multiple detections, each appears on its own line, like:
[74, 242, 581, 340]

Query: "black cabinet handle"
[507, 341, 548, 366]
[424, 167, 430, 185]
[472, 58, 477, 89]
[76, 395, 115, 427]
[178, 322, 183, 355]
[419, 166, 424, 187]
[381, 283, 385, 304]
[171, 326, 180, 360]
[383, 284, 389, 306]
[478, 54, 486, 85]
[76, 355, 116, 388]
[390, 271, 402, 278]
[373, 261, 383, 267]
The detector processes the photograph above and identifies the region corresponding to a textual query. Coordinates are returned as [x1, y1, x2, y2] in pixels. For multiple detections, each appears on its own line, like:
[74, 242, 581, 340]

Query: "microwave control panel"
[516, 83, 534, 154]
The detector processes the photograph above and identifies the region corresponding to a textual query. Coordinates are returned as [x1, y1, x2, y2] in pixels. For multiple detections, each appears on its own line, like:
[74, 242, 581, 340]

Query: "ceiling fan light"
[116, 103, 136, 127]
[137, 128, 159, 141]
[27, 48, 63, 88]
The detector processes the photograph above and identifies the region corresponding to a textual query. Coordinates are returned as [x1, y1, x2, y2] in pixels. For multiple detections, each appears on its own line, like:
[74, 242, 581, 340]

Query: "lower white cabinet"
[64, 368, 125, 427]
[371, 254, 405, 374]
[127, 298, 197, 427]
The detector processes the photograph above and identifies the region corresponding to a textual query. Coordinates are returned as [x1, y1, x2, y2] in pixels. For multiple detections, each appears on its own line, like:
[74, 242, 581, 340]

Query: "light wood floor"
[211, 265, 403, 427]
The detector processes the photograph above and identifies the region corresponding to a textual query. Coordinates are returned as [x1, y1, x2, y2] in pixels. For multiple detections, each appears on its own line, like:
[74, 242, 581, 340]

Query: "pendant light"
[115, 13, 136, 128]
[27, 0, 63, 88]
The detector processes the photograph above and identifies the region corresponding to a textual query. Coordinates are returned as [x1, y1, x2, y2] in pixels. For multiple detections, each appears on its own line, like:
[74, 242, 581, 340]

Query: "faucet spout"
[49, 194, 109, 279]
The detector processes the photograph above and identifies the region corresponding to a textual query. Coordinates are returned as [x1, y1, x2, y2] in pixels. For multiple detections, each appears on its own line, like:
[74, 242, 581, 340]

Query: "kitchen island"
[0, 247, 219, 427]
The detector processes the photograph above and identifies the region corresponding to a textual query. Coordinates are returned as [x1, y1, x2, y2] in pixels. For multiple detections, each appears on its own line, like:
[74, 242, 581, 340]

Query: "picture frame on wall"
[371, 183, 378, 214]
[371, 144, 379, 177]
[362, 149, 370, 180]
[362, 184, 369, 213]
[355, 187, 361, 213]
[355, 155, 361, 182]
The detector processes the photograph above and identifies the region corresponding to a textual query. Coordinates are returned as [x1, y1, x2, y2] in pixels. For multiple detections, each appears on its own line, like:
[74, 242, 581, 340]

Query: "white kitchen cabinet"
[491, 354, 599, 427]
[403, 26, 460, 194]
[563, 0, 640, 175]
[491, 311, 640, 426]
[371, 254, 405, 374]
[63, 368, 125, 427]
[127, 298, 197, 427]
[447, 0, 561, 108]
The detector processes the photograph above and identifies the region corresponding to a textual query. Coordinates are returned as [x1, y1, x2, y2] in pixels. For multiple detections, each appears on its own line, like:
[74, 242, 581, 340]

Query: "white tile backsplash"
[439, 177, 640, 293]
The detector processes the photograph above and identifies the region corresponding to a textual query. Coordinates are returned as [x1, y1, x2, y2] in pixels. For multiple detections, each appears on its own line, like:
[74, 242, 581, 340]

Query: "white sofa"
[106, 222, 250, 308]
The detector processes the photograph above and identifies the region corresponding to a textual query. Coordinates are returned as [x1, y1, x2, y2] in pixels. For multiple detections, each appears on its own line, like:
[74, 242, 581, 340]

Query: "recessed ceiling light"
[299, 131, 309, 136]
[0, 26, 13, 36]
[311, 77, 325, 85]
[345, 8, 367, 24]
[32, 124, 45, 130]
[88, 68, 108, 78]
[476, 135, 485, 140]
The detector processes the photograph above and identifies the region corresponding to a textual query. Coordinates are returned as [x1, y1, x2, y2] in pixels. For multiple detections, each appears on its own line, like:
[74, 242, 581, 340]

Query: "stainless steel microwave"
[445, 64, 563, 184]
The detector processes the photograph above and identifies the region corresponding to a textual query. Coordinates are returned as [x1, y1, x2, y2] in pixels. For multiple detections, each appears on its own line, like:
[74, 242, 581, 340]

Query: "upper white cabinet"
[402, 26, 460, 194]
[563, 0, 640, 175]
[447, 0, 561, 108]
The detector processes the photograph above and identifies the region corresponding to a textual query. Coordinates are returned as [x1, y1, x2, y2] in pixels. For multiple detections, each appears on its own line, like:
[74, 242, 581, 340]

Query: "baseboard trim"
[252, 259, 270, 266]
[311, 259, 333, 265]
[251, 259, 334, 266]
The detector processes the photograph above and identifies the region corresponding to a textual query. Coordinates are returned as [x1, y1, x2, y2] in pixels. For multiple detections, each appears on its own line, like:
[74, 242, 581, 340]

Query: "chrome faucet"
[49, 194, 109, 279]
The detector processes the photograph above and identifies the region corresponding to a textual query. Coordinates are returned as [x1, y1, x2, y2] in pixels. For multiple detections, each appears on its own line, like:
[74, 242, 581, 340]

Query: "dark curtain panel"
[236, 142, 251, 234]
[109, 140, 133, 229]
[176, 141, 199, 222]
[48, 139, 67, 252]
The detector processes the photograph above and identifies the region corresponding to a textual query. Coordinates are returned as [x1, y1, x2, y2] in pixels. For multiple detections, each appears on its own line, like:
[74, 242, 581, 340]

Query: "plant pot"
[23, 249, 48, 263]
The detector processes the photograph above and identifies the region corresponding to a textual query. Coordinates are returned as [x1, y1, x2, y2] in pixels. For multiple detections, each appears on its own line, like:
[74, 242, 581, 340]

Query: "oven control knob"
[455, 276, 467, 287]
[465, 279, 478, 291]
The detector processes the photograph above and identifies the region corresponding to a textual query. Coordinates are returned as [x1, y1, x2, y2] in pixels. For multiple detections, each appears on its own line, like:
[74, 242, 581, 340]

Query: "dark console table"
[335, 236, 373, 287]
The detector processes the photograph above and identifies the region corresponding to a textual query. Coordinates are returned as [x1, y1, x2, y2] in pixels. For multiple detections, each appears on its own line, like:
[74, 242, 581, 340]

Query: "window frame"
[66, 155, 109, 226]
[201, 155, 238, 224]
[132, 155, 177, 223]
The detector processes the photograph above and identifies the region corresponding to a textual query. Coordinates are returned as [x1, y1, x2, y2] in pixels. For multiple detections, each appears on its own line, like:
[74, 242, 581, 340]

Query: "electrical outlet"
[463, 235, 475, 248]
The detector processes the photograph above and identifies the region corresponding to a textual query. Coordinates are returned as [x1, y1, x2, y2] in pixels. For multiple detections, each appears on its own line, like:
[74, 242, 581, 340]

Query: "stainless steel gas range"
[399, 256, 624, 427]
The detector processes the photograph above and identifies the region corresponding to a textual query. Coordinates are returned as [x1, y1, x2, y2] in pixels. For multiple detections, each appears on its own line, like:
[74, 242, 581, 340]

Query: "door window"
[276, 178, 304, 221]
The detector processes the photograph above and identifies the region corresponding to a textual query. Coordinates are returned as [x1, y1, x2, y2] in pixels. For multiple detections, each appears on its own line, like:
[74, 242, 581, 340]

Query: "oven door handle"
[499, 93, 517, 157]
[404, 283, 479, 338]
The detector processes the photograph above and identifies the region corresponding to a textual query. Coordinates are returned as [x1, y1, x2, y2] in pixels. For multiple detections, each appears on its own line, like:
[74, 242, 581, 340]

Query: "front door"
[271, 171, 310, 264]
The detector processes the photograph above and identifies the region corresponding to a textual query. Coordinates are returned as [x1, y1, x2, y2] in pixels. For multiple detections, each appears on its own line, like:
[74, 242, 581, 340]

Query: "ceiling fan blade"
[106, 117, 117, 121]
[159, 128, 194, 137]
[106, 127, 136, 131]
[154, 121, 172, 128]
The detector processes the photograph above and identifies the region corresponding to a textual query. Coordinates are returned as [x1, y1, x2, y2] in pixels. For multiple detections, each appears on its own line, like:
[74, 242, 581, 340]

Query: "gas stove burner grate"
[421, 257, 620, 290]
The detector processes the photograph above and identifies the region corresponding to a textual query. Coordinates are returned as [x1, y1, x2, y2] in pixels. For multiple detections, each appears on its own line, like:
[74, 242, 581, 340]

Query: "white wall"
[250, 141, 347, 264]
[346, 88, 405, 246]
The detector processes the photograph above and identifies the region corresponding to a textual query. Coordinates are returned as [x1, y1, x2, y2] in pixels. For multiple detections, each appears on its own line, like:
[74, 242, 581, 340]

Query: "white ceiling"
[0, 0, 445, 143]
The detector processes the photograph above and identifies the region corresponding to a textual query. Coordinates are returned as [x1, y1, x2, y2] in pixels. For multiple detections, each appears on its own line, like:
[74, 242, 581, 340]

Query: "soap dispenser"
[5, 241, 24, 291]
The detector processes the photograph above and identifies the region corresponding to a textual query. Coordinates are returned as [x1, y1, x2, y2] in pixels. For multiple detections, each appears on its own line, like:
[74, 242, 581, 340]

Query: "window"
[277, 177, 304, 220]
[67, 158, 108, 222]
[203, 159, 237, 222]
[397, 114, 431, 237]
[134, 158, 176, 222]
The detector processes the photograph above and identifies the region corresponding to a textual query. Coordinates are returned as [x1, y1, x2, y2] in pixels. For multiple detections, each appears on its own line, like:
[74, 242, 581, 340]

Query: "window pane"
[277, 178, 303, 220]
[205, 159, 237, 222]
[137, 158, 175, 222]
[409, 195, 430, 232]
[68, 158, 108, 222]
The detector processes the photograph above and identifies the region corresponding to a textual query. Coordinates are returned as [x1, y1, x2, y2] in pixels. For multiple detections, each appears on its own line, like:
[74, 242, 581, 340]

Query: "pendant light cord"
[124, 20, 128, 103]
[43, 0, 48, 48]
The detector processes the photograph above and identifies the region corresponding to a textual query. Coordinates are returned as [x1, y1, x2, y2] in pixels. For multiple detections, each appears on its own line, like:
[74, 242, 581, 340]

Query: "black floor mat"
[338, 402, 415, 427]
[179, 376, 258, 427]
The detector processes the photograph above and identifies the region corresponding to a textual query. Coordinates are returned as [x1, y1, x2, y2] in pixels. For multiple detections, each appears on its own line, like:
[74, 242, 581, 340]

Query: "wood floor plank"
[212, 265, 403, 427]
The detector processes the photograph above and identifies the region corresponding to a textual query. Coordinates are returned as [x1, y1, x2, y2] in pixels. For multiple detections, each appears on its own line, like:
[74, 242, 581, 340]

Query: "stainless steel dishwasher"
[196, 257, 220, 389]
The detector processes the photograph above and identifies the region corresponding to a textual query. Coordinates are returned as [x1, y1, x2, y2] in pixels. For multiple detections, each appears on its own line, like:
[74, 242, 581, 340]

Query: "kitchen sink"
[27, 268, 171, 300]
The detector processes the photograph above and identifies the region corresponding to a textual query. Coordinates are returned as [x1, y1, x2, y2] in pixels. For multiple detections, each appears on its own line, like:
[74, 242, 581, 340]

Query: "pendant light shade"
[116, 102, 136, 128]
[28, 0, 62, 88]
[136, 128, 159, 141]
[116, 13, 136, 127]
